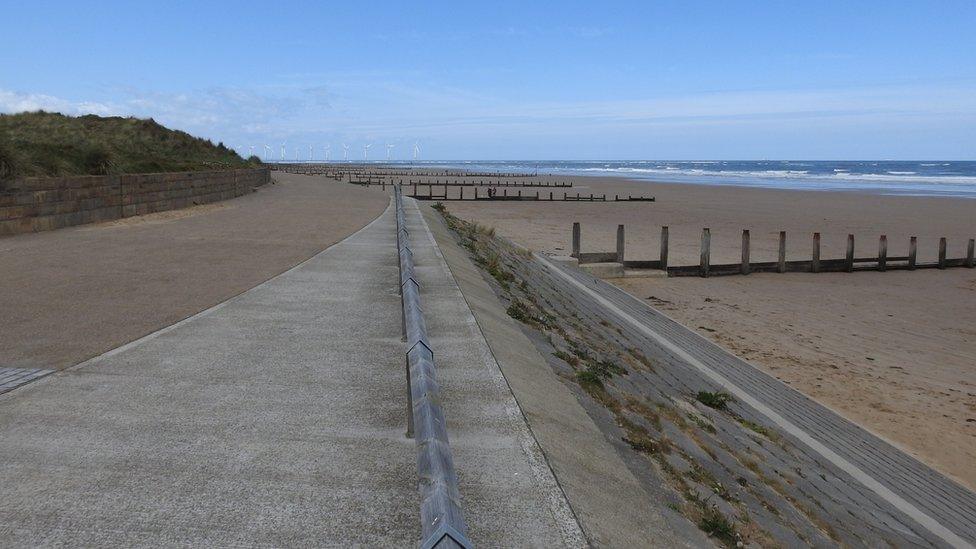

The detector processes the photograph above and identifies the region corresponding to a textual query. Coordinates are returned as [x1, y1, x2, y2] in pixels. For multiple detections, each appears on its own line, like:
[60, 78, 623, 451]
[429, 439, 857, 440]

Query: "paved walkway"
[538, 254, 976, 548]
[0, 198, 581, 546]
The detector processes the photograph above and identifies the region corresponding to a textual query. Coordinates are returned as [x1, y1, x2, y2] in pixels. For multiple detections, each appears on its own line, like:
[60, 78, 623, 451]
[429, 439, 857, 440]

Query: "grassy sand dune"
[0, 111, 258, 179]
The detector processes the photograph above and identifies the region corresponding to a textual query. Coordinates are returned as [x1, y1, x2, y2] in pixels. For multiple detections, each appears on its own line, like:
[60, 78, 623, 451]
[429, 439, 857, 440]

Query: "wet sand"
[444, 175, 976, 490]
[0, 173, 389, 370]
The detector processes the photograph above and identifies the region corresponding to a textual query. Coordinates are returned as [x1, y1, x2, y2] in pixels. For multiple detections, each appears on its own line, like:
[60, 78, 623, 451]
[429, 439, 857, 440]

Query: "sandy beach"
[0, 173, 389, 370]
[444, 175, 976, 490]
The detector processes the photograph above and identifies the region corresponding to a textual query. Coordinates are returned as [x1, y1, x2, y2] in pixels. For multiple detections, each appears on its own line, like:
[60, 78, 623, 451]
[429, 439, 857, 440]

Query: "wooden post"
[660, 226, 669, 270]
[846, 234, 855, 272]
[967, 239, 975, 268]
[700, 228, 711, 277]
[812, 232, 821, 273]
[878, 235, 887, 271]
[908, 236, 917, 270]
[741, 230, 751, 275]
[549, 191, 553, 201]
[572, 222, 581, 258]
[616, 225, 625, 263]
[778, 231, 787, 273]
[938, 237, 947, 269]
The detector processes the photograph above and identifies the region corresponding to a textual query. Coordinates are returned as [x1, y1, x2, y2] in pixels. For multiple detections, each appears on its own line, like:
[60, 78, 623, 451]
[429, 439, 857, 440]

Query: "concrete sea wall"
[0, 168, 270, 235]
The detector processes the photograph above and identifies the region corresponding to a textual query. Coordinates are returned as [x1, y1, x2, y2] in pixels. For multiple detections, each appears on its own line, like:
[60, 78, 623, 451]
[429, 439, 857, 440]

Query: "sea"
[411, 160, 976, 199]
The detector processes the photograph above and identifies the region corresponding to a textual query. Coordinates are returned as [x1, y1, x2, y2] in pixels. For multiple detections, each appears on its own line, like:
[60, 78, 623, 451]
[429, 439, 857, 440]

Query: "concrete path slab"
[1, 194, 587, 547]
[401, 197, 586, 547]
[419, 204, 709, 547]
[0, 201, 417, 546]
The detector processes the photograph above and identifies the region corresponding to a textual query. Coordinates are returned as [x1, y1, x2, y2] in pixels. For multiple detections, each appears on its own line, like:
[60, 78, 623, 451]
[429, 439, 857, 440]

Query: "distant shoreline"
[269, 160, 976, 198]
[426, 160, 976, 199]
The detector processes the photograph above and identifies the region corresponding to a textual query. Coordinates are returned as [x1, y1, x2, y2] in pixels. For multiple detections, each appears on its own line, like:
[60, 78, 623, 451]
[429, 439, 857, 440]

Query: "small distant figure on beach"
[487, 187, 495, 198]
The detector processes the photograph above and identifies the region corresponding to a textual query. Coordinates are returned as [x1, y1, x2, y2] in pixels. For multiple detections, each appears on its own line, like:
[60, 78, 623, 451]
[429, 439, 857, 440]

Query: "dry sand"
[0, 173, 389, 370]
[445, 175, 976, 490]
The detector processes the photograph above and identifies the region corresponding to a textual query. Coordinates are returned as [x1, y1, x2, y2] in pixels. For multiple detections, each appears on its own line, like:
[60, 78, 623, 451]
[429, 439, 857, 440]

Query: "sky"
[2, 1, 975, 160]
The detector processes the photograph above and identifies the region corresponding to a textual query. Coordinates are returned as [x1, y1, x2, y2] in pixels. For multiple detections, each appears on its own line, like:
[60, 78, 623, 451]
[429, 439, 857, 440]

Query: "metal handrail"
[394, 186, 473, 549]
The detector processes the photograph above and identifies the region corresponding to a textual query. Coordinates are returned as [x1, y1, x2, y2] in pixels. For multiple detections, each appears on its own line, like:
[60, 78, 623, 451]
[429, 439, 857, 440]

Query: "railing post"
[778, 231, 787, 273]
[572, 222, 581, 258]
[700, 228, 711, 277]
[967, 238, 975, 268]
[938, 237, 947, 269]
[846, 234, 855, 272]
[660, 226, 669, 270]
[405, 356, 414, 438]
[616, 224, 625, 263]
[878, 235, 887, 271]
[909, 236, 917, 270]
[812, 232, 821, 273]
[741, 230, 750, 275]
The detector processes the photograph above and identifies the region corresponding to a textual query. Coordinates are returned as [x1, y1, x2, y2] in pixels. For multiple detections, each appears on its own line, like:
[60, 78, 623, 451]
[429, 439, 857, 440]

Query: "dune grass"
[0, 111, 259, 179]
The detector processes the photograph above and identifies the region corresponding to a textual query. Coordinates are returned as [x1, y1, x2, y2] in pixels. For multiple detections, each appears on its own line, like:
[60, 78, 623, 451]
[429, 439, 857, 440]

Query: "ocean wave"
[422, 161, 976, 198]
[557, 166, 976, 186]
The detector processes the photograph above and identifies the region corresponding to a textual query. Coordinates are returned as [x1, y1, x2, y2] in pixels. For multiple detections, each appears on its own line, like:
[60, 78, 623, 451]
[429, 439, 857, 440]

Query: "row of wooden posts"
[270, 164, 537, 178]
[350, 178, 573, 188]
[403, 178, 573, 188]
[571, 222, 976, 277]
[407, 184, 653, 202]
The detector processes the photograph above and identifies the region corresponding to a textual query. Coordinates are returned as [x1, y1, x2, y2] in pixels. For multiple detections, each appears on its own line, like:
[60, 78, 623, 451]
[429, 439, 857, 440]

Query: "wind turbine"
[413, 141, 421, 161]
[324, 144, 331, 161]
[264, 144, 272, 161]
[308, 144, 313, 162]
[248, 145, 254, 158]
[363, 143, 372, 161]
[342, 143, 349, 161]
[280, 143, 286, 162]
[386, 144, 395, 161]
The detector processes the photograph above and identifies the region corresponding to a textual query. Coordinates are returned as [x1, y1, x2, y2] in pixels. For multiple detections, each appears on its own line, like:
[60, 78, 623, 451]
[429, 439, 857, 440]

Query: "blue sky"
[2, 1, 975, 160]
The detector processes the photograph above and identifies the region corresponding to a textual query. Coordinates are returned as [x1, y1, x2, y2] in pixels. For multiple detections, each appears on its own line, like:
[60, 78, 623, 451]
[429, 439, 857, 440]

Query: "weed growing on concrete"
[553, 350, 579, 367]
[688, 413, 717, 434]
[697, 391, 733, 410]
[699, 506, 738, 547]
[738, 417, 778, 442]
[576, 369, 604, 389]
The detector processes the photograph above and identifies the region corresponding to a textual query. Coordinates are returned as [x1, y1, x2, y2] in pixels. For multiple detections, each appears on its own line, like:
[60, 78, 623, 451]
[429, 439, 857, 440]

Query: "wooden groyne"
[407, 185, 653, 202]
[270, 163, 541, 179]
[570, 222, 975, 277]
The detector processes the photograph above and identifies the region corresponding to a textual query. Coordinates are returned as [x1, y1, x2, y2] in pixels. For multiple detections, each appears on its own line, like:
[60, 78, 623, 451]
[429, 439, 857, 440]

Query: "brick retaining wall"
[0, 168, 270, 236]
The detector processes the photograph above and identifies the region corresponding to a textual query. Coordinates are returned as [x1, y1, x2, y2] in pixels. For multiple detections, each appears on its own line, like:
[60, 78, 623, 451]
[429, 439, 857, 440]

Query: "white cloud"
[0, 89, 118, 116]
[4, 79, 974, 158]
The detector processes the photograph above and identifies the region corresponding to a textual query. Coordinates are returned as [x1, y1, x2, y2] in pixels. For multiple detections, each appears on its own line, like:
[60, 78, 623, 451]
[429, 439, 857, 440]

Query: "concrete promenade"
[0, 197, 581, 546]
